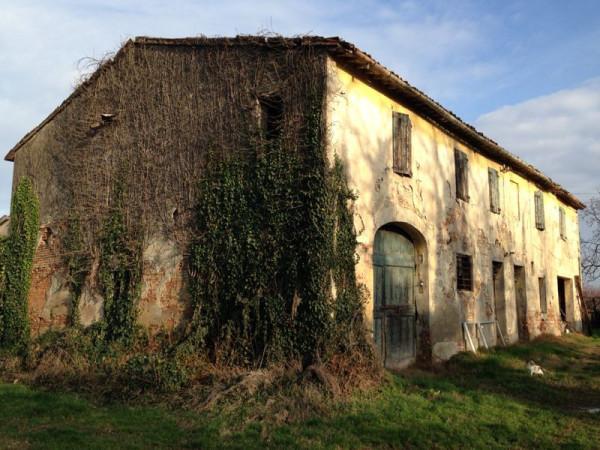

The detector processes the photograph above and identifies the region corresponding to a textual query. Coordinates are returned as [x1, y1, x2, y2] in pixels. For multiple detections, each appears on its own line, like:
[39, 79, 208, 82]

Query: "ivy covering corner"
[0, 177, 40, 350]
[188, 105, 370, 368]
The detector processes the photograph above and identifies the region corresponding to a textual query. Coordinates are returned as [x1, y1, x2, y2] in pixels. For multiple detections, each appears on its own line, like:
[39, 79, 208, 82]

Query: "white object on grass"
[527, 360, 544, 376]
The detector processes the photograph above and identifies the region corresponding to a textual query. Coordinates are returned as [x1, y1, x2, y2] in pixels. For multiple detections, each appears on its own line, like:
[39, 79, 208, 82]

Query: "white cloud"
[0, 0, 498, 215]
[475, 78, 600, 200]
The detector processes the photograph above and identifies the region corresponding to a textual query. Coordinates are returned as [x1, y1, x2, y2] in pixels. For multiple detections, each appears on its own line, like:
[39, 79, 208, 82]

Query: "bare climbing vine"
[10, 38, 374, 373]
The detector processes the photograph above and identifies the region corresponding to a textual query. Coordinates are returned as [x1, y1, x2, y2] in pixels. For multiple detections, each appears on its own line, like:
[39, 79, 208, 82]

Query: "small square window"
[457, 253, 473, 291]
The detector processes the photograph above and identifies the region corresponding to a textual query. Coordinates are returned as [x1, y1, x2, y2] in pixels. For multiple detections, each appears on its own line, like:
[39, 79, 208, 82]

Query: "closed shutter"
[454, 149, 469, 201]
[534, 191, 545, 230]
[559, 207, 566, 239]
[539, 277, 547, 314]
[488, 168, 500, 214]
[393, 112, 412, 176]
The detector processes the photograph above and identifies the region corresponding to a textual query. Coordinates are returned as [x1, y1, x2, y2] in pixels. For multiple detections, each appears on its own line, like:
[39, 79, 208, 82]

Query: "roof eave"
[326, 43, 586, 210]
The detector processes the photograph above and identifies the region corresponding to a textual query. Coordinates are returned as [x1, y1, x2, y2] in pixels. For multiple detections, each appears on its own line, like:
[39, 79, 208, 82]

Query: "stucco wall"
[325, 58, 582, 361]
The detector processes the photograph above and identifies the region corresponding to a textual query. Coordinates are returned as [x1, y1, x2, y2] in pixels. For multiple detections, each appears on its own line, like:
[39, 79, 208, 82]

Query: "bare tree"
[582, 194, 600, 282]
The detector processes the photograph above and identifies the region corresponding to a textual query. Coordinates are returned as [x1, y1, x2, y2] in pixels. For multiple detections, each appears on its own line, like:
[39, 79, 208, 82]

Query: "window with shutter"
[257, 94, 283, 141]
[488, 168, 500, 214]
[534, 191, 545, 230]
[538, 276, 547, 314]
[559, 207, 566, 240]
[392, 112, 412, 176]
[454, 149, 469, 201]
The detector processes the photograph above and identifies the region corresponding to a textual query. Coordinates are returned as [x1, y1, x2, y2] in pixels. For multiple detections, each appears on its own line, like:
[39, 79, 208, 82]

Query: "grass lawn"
[1, 334, 599, 449]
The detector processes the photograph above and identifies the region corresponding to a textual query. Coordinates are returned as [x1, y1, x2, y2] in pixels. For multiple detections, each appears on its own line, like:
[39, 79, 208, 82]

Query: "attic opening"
[257, 94, 283, 140]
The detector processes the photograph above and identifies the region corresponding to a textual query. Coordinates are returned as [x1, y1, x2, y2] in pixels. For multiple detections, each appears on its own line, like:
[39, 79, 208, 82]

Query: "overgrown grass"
[1, 334, 599, 449]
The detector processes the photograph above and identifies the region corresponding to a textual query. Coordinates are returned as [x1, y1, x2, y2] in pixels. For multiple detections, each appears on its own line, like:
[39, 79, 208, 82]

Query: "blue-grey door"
[373, 229, 416, 368]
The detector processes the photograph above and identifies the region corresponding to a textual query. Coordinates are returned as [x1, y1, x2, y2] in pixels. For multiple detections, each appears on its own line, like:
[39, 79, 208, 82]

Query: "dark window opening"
[454, 149, 469, 202]
[538, 276, 547, 314]
[492, 261, 506, 339]
[258, 95, 283, 141]
[534, 191, 545, 230]
[488, 168, 500, 214]
[557, 277, 567, 322]
[457, 253, 473, 291]
[513, 265, 528, 341]
[392, 112, 412, 176]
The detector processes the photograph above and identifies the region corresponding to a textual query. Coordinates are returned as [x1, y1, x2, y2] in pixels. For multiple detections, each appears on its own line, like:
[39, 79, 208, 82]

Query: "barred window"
[456, 253, 473, 291]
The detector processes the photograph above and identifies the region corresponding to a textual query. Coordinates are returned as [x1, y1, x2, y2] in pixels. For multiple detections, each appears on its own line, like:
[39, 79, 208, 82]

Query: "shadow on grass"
[259, 336, 600, 450]
[419, 335, 600, 415]
[0, 384, 199, 450]
[0, 335, 598, 450]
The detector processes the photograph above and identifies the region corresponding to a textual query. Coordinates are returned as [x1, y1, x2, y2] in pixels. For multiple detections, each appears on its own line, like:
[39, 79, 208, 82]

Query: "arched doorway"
[373, 226, 416, 369]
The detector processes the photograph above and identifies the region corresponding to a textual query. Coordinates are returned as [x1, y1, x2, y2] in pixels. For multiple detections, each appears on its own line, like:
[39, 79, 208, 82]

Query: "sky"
[1, 0, 600, 218]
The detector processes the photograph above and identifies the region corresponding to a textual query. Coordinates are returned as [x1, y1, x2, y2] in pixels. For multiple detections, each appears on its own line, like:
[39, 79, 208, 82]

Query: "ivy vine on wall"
[0, 177, 40, 350]
[188, 103, 368, 367]
[97, 189, 143, 344]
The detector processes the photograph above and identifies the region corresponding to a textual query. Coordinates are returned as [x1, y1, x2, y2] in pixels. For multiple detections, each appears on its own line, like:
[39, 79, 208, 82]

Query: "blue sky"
[1, 0, 600, 216]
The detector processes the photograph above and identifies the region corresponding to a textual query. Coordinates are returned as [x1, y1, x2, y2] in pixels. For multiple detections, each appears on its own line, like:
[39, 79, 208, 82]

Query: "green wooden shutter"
[538, 277, 547, 314]
[393, 112, 412, 176]
[454, 149, 469, 201]
[488, 168, 500, 214]
[535, 191, 545, 230]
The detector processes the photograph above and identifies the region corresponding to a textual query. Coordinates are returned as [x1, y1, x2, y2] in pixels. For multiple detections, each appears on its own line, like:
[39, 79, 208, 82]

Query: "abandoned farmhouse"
[3, 36, 585, 368]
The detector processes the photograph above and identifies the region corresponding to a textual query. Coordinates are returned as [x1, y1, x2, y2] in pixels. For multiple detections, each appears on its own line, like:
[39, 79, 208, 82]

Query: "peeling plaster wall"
[18, 224, 188, 335]
[27, 225, 72, 337]
[138, 236, 187, 333]
[325, 58, 582, 361]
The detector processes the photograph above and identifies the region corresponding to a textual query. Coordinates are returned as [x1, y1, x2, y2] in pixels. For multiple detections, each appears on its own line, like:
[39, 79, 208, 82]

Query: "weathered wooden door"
[373, 229, 416, 369]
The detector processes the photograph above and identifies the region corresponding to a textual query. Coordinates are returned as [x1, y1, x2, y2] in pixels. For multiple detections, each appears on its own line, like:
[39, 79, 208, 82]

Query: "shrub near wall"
[0, 178, 40, 350]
